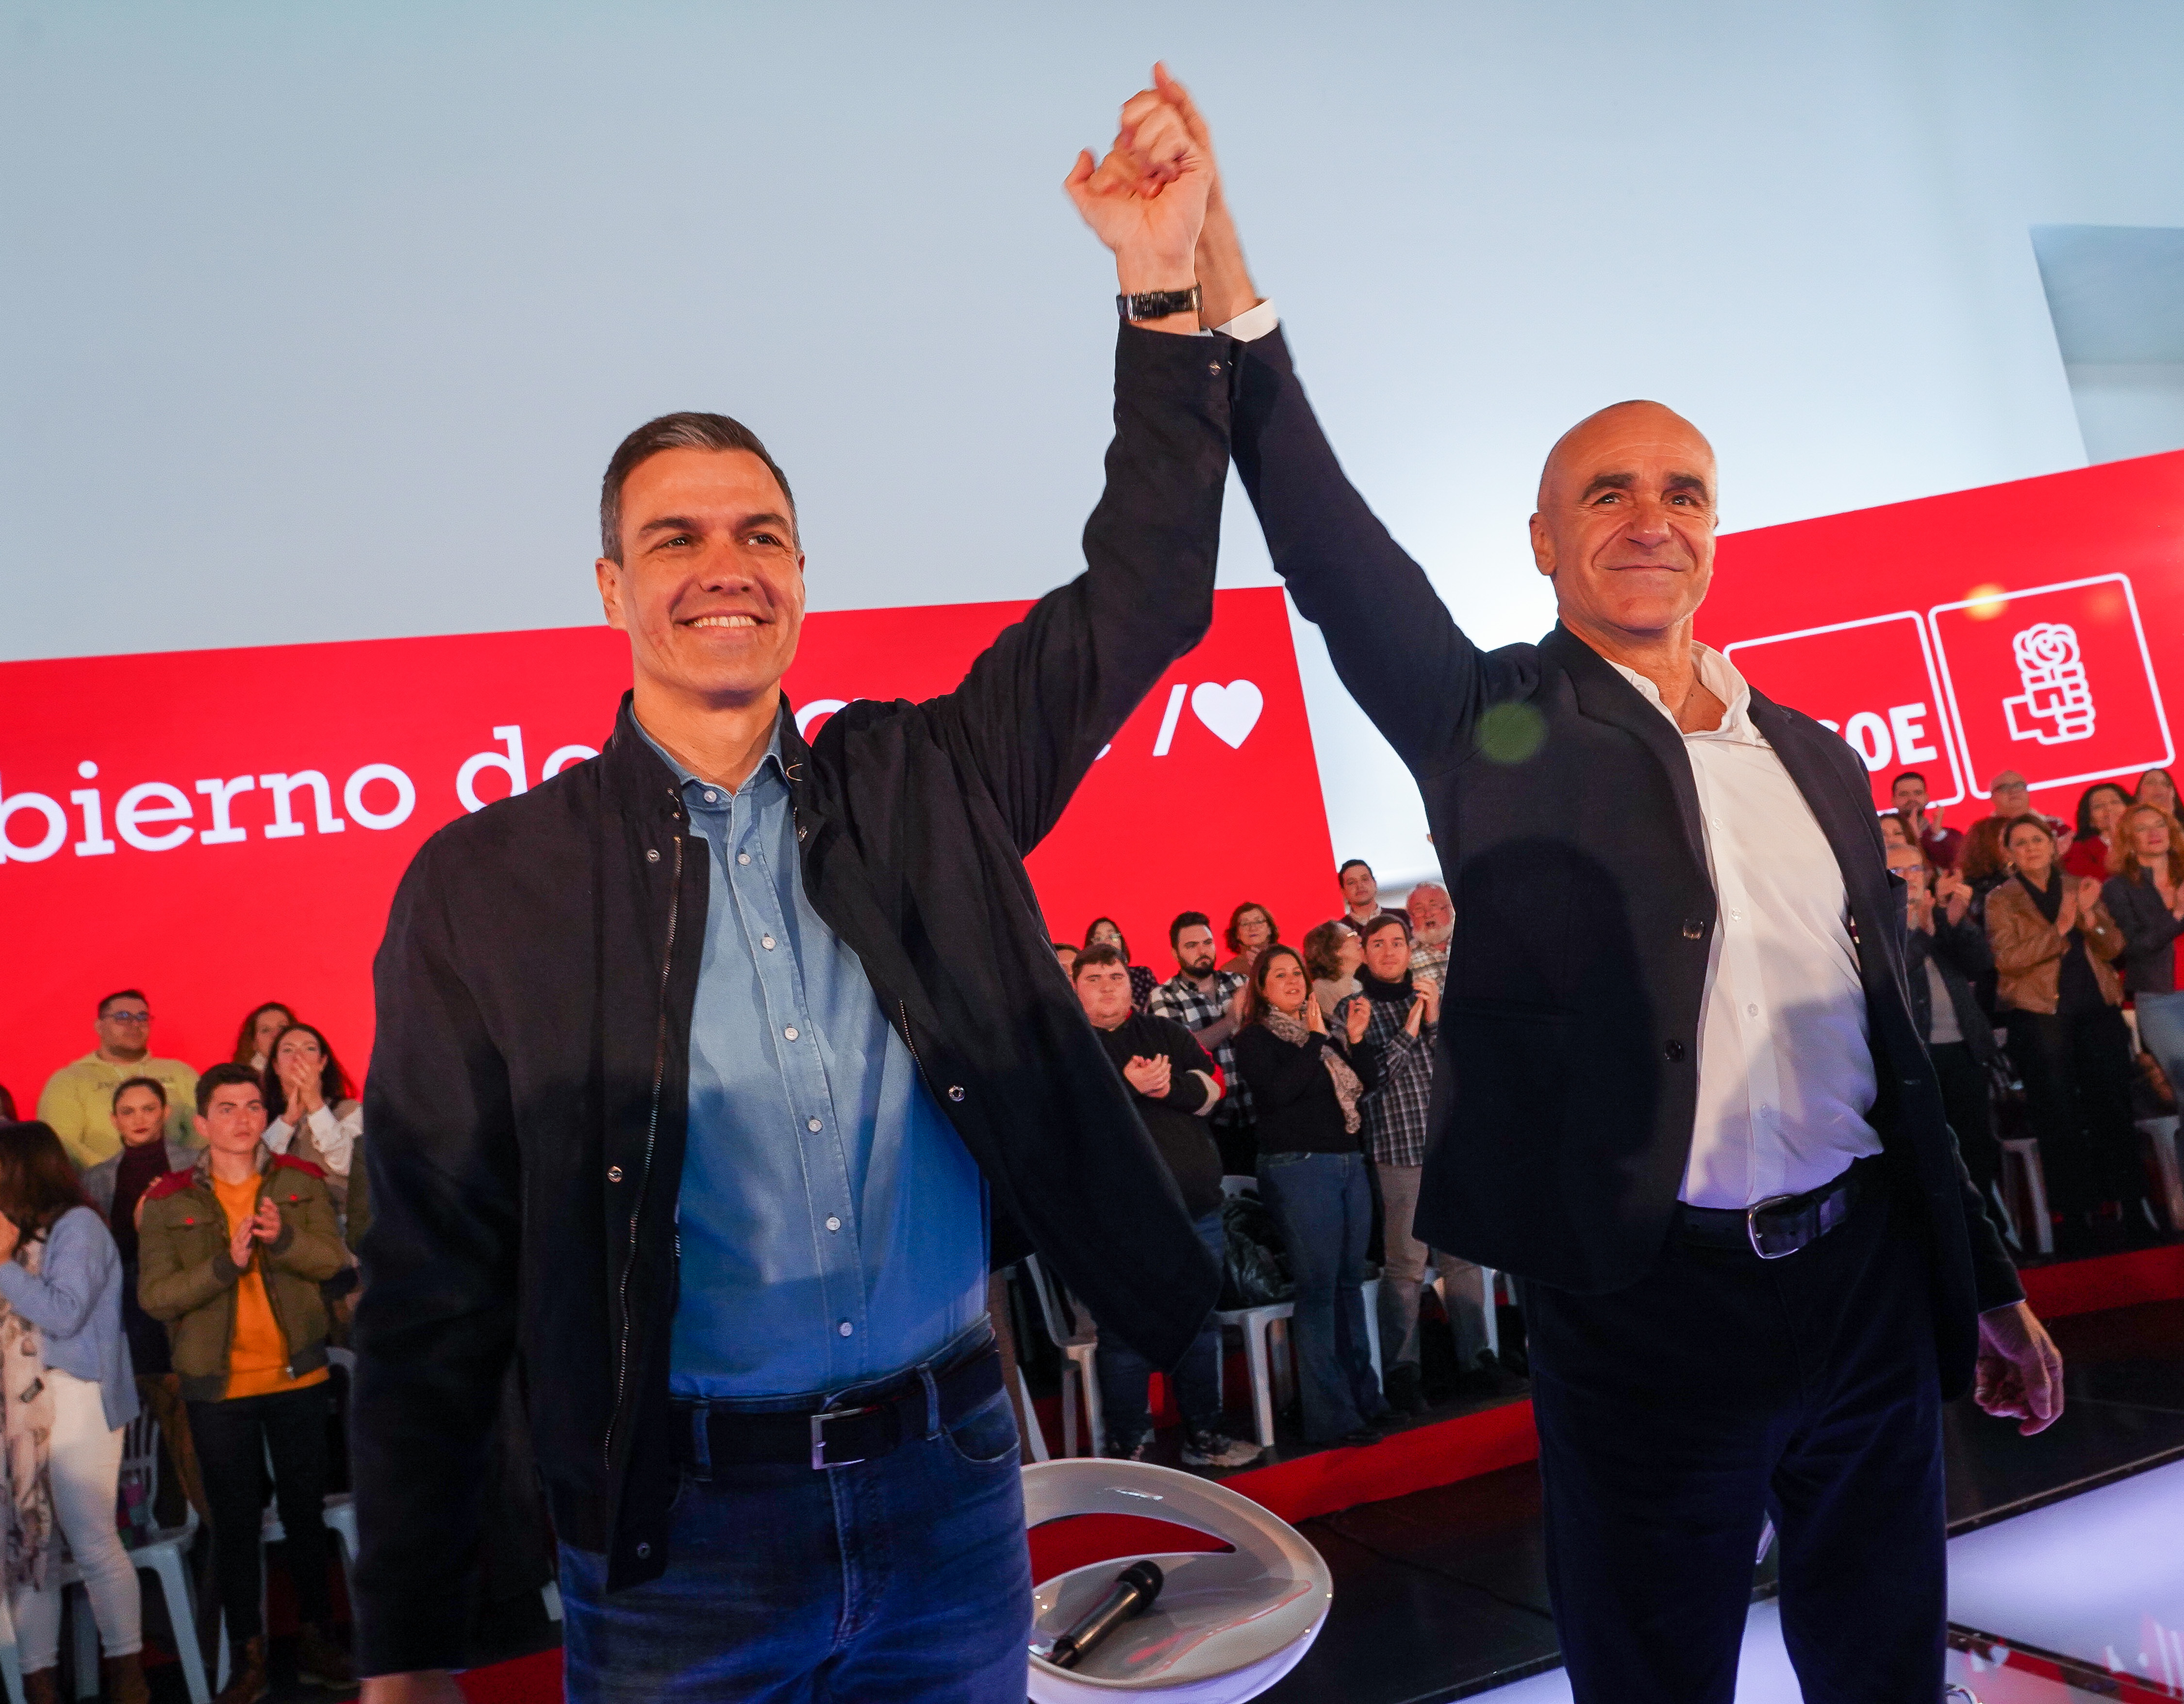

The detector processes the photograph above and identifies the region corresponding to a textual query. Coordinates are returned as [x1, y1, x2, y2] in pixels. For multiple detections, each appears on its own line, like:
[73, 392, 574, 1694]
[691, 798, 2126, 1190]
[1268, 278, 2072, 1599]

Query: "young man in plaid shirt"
[1149, 912, 1255, 1175]
[1347, 915, 1490, 1413]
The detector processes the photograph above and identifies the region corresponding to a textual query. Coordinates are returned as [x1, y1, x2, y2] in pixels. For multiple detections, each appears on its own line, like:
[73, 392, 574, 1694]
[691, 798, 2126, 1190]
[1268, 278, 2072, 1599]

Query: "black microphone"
[1046, 1559, 1165, 1670]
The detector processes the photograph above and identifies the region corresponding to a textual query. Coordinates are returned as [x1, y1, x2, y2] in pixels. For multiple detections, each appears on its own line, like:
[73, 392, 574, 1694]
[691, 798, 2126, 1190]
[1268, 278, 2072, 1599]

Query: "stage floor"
[1262, 1298, 2184, 1703]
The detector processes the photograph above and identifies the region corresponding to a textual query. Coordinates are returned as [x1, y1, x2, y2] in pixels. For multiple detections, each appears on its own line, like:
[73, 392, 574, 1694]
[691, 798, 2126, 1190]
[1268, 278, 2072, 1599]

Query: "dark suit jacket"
[1229, 325, 2020, 1396]
[1904, 912, 2002, 1068]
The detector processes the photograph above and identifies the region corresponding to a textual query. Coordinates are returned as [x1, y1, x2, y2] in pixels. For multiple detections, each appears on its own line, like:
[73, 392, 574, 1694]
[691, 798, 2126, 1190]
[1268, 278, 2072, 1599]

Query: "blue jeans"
[2138, 989, 2184, 1104]
[560, 1349, 1032, 1702]
[1094, 1209, 1227, 1445]
[1257, 1150, 1386, 1442]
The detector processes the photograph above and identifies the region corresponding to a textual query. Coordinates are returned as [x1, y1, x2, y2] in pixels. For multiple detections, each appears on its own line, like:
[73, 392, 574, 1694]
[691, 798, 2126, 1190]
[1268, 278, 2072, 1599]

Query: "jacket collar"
[188, 1142, 275, 1187]
[1541, 623, 1709, 869]
[598, 690, 829, 830]
[1743, 689, 1899, 968]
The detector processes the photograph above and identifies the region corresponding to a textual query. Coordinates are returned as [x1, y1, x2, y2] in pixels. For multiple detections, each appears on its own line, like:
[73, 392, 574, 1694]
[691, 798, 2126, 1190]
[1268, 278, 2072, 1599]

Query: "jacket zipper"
[606, 827, 684, 1469]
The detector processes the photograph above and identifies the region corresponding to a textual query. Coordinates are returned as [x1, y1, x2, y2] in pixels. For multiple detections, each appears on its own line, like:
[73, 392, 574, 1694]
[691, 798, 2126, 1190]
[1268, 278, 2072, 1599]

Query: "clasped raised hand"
[1065, 63, 1211, 303]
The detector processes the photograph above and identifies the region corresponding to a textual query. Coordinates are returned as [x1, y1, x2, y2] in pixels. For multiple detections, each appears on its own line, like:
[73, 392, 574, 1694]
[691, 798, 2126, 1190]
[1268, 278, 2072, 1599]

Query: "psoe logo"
[2002, 622, 2096, 746]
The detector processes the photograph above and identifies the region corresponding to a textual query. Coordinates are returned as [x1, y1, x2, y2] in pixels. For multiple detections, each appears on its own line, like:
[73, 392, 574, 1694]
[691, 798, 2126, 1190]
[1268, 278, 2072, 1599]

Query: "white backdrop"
[6, 0, 2183, 885]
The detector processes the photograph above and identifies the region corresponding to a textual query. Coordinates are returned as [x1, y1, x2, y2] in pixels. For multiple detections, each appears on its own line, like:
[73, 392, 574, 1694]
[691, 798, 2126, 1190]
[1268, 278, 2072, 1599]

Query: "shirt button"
[607, 1166, 623, 1182]
[761, 935, 777, 950]
[1730, 909, 1744, 922]
[807, 1117, 823, 1132]
[703, 790, 718, 803]
[825, 1215, 842, 1232]
[1682, 919, 1705, 940]
[635, 1541, 651, 1559]
[1746, 1003, 1759, 1018]
[1663, 1040, 1687, 1062]
[645, 849, 660, 863]
[838, 1320, 853, 1337]
[737, 852, 751, 866]
[784, 1026, 799, 1041]
[947, 1085, 966, 1102]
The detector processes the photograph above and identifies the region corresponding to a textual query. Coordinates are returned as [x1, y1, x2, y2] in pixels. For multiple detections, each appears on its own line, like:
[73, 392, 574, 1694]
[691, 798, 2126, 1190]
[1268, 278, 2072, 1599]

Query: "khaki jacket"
[137, 1146, 348, 1403]
[1985, 876, 2126, 1013]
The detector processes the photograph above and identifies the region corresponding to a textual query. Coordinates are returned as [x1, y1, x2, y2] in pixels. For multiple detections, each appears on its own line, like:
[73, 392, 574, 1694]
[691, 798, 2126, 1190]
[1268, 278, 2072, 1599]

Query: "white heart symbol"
[1190, 680, 1263, 750]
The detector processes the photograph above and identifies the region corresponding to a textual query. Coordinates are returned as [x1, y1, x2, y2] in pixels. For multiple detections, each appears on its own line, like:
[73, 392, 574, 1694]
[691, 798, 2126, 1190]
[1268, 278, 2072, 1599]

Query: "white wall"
[6, 0, 2182, 886]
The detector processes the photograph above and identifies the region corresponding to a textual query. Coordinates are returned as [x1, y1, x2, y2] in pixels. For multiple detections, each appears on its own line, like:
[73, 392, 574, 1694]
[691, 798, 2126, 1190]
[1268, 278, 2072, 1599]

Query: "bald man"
[1121, 72, 2064, 1704]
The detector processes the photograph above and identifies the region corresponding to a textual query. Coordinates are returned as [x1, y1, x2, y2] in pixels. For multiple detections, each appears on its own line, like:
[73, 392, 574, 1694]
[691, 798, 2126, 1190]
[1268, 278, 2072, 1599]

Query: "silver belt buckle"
[1746, 1194, 1801, 1260]
[810, 1403, 876, 1470]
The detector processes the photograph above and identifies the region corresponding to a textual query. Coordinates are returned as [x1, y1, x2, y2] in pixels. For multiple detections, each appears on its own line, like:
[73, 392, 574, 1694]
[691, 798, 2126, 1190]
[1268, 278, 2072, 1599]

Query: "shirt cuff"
[1214, 300, 1279, 343]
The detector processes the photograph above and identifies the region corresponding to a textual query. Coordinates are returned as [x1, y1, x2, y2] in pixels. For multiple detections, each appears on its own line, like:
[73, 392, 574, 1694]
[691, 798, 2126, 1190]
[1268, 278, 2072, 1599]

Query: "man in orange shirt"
[139, 1063, 351, 1702]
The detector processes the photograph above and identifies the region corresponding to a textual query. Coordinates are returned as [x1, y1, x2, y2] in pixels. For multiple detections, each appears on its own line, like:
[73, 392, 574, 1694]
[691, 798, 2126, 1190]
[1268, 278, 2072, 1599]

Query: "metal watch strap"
[1116, 284, 1202, 322]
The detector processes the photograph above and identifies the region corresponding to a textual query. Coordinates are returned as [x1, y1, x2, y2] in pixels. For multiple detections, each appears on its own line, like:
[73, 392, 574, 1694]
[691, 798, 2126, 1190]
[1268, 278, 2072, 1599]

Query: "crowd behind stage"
[0, 763, 2177, 1694]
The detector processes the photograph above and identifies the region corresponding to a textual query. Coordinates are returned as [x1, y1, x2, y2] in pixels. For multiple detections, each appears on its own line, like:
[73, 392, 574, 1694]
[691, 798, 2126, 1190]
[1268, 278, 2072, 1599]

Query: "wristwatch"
[1116, 285, 1202, 323]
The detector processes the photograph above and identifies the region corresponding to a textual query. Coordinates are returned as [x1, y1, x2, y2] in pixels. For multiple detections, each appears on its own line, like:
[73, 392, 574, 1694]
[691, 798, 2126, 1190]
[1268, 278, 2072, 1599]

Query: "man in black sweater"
[1073, 945, 1260, 1468]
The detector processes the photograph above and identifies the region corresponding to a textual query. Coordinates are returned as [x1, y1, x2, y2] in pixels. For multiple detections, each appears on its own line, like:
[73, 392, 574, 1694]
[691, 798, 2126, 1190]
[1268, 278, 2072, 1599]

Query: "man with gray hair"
[1404, 881, 1453, 988]
[353, 93, 1233, 1704]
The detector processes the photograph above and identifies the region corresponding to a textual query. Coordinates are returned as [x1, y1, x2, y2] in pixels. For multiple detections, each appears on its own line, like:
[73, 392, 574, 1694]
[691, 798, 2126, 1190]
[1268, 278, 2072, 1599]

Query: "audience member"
[0, 1084, 15, 1123]
[138, 1064, 351, 1698]
[1879, 813, 1912, 851]
[0, 1121, 147, 1704]
[2104, 803, 2184, 1113]
[81, 1078, 191, 1377]
[2135, 768, 2179, 818]
[1891, 770, 1962, 869]
[1900, 859, 2004, 1211]
[36, 991, 198, 1167]
[1336, 859, 1405, 933]
[1404, 881, 1453, 988]
[1220, 901, 1278, 978]
[263, 1022, 362, 1217]
[2063, 783, 2133, 883]
[1084, 917, 1158, 1012]
[1346, 917, 1489, 1414]
[1053, 942, 1079, 976]
[1985, 817, 2143, 1246]
[1985, 771, 2069, 847]
[1069, 946, 1259, 1469]
[1233, 945, 1387, 1447]
[1148, 913, 1256, 1176]
[232, 1002, 296, 1071]
[1303, 920, 1365, 1025]
[1960, 816, 2013, 895]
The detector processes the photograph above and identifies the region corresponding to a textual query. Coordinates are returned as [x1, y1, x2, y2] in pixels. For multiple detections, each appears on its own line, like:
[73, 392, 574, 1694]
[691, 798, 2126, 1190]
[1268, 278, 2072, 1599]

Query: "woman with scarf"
[1987, 814, 2143, 1249]
[0, 1120, 147, 1704]
[1233, 944, 1388, 1447]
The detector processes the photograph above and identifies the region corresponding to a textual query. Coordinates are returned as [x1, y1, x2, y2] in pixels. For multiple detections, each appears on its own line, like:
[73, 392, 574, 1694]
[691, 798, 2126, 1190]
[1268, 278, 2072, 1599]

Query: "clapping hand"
[230, 1197, 281, 1268]
[0, 1212, 20, 1264]
[280, 1054, 323, 1118]
[1935, 867, 1972, 924]
[2075, 876, 2103, 912]
[1343, 999, 1372, 1045]
[2055, 882, 2081, 938]
[1303, 996, 1329, 1037]
[1123, 1054, 1173, 1099]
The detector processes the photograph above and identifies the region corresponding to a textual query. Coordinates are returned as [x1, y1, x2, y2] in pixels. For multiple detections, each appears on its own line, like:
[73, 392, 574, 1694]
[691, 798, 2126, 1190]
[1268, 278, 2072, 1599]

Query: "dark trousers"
[1257, 1150, 1386, 1443]
[1930, 1040, 2001, 1205]
[1094, 1209, 1227, 1445]
[189, 1384, 335, 1644]
[1525, 1180, 1945, 1704]
[2004, 1004, 2141, 1213]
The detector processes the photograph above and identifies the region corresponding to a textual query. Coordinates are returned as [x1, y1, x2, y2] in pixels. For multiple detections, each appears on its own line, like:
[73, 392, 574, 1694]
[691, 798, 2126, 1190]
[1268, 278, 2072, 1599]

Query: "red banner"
[1700, 449, 2184, 818]
[0, 587, 1336, 1105]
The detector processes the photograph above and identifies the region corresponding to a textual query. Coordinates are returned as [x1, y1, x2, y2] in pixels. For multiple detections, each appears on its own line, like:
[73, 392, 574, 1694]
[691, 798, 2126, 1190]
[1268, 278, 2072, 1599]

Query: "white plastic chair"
[2139, 1116, 2184, 1233]
[0, 1593, 26, 1704]
[1998, 1137, 2054, 1257]
[1023, 1458, 1332, 1702]
[58, 1408, 213, 1704]
[1211, 1300, 1294, 1452]
[1023, 1257, 1105, 1458]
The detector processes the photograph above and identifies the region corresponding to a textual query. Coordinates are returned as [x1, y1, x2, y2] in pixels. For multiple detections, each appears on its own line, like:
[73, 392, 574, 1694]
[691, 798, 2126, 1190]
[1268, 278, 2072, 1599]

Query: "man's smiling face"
[596, 447, 807, 708]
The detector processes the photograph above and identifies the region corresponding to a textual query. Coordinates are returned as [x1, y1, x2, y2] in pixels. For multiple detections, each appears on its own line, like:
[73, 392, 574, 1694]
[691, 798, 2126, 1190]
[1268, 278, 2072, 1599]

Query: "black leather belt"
[672, 1342, 1005, 1473]
[1674, 1155, 1883, 1259]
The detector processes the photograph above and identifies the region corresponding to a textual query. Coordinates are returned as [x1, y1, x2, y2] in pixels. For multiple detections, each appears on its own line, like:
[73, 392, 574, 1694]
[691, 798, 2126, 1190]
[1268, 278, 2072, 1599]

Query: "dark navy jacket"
[1228, 325, 2020, 1400]
[351, 329, 1236, 1673]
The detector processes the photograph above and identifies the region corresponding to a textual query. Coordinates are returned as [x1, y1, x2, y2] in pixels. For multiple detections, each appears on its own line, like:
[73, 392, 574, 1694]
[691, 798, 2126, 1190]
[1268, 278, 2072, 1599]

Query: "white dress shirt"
[267, 1100, 361, 1178]
[1606, 645, 1883, 1208]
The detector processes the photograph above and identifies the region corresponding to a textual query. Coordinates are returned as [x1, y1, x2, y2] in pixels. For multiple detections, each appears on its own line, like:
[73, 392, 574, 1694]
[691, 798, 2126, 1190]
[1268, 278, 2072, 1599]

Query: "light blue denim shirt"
[0, 1206, 140, 1431]
[637, 713, 988, 1401]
